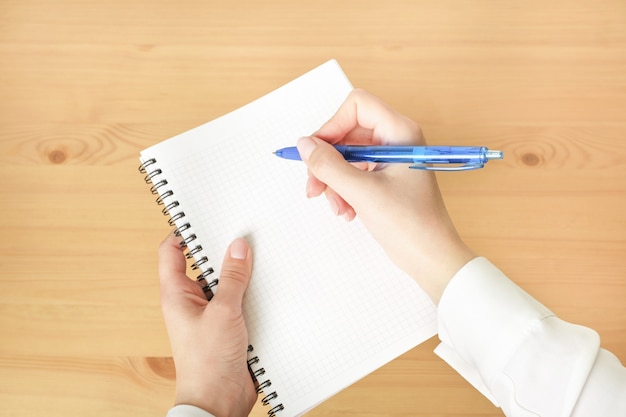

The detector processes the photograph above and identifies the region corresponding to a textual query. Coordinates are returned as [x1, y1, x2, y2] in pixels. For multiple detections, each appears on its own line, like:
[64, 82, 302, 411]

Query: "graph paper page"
[140, 60, 437, 417]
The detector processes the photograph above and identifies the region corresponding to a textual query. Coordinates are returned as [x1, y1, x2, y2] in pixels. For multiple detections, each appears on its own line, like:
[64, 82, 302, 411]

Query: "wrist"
[175, 375, 255, 417]
[404, 235, 476, 305]
[428, 241, 476, 304]
[175, 383, 233, 417]
[168, 404, 218, 417]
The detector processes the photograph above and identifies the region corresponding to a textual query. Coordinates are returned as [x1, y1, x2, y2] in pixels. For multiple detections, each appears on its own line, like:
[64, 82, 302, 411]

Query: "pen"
[273, 145, 504, 171]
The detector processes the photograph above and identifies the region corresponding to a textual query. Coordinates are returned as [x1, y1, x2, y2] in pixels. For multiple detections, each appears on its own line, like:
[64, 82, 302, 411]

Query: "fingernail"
[229, 238, 249, 260]
[296, 136, 317, 161]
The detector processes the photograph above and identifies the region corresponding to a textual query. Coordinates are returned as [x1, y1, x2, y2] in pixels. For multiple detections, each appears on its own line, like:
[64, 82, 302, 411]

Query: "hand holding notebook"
[159, 234, 257, 417]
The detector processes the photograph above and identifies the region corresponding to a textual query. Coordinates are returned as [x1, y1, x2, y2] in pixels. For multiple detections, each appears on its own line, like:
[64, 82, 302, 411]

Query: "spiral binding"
[247, 345, 285, 416]
[140, 159, 284, 416]
[139, 158, 218, 301]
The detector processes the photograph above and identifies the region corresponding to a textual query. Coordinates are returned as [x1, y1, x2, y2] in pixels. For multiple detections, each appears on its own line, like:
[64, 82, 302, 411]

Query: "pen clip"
[409, 163, 485, 171]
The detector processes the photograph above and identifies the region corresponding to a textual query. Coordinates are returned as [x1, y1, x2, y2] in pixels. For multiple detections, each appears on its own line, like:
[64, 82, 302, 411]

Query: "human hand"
[297, 89, 475, 303]
[159, 232, 257, 417]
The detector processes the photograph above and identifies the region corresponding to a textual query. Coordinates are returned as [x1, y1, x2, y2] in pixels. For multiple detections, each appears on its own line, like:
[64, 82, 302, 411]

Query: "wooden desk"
[1, 1, 624, 416]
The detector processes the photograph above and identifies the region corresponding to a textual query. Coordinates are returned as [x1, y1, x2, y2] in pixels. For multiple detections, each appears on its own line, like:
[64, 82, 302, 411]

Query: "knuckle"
[220, 264, 250, 287]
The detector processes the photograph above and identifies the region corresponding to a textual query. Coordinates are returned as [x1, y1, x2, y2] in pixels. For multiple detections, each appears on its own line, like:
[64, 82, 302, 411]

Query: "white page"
[140, 60, 437, 417]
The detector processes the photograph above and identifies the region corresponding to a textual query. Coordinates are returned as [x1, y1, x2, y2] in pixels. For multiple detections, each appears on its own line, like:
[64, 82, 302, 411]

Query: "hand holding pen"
[292, 89, 477, 304]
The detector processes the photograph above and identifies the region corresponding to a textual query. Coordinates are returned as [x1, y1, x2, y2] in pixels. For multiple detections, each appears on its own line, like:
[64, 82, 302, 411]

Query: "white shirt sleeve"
[166, 405, 216, 417]
[435, 257, 626, 417]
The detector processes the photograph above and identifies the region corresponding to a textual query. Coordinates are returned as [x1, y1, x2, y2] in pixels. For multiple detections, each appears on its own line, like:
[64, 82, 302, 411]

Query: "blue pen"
[273, 145, 504, 171]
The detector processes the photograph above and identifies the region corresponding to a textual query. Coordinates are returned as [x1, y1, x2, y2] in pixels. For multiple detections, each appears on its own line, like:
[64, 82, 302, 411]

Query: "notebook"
[139, 60, 437, 417]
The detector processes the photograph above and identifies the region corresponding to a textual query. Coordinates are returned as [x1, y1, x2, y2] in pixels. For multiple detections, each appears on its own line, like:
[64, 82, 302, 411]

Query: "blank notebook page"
[140, 60, 437, 417]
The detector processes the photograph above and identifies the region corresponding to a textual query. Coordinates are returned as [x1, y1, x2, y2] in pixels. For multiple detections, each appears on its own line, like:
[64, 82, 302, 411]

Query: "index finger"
[158, 231, 208, 307]
[314, 89, 424, 146]
[158, 231, 188, 287]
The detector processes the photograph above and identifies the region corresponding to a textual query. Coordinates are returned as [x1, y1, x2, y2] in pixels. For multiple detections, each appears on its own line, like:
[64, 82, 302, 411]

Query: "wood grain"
[1, 0, 625, 416]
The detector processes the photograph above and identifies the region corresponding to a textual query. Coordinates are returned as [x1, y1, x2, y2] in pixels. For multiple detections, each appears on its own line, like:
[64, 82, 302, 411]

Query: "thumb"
[297, 136, 375, 207]
[213, 238, 253, 305]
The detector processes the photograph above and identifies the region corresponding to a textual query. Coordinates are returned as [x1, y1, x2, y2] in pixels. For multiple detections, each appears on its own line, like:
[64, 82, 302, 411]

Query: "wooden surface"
[1, 1, 625, 416]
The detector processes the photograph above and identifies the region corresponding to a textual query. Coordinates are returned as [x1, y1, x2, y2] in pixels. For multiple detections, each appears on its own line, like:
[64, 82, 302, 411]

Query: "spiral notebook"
[139, 60, 437, 417]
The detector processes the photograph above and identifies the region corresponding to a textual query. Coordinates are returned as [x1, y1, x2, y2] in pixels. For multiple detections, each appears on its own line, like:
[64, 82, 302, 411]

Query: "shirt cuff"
[434, 257, 601, 416]
[435, 257, 554, 383]
[166, 404, 216, 417]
